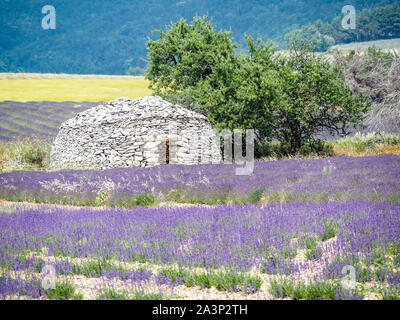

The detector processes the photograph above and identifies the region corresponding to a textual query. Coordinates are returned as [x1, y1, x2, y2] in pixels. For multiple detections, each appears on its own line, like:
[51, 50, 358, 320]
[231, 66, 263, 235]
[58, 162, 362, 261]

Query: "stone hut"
[50, 96, 222, 169]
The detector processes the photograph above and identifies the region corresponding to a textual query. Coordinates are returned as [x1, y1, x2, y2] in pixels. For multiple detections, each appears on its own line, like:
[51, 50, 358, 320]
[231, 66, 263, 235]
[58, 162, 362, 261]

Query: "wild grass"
[44, 281, 82, 300]
[97, 288, 165, 300]
[329, 132, 400, 157]
[268, 278, 363, 300]
[66, 260, 130, 278]
[0, 79, 152, 101]
[159, 267, 262, 293]
[381, 286, 400, 300]
[0, 138, 51, 172]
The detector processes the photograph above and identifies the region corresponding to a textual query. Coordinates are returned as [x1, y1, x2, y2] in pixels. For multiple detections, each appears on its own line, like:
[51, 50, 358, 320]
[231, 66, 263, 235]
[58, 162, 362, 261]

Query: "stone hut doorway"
[165, 138, 170, 164]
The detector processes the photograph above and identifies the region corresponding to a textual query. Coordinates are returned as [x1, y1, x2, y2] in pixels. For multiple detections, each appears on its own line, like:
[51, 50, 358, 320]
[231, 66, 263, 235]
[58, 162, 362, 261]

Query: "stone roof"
[62, 96, 208, 128]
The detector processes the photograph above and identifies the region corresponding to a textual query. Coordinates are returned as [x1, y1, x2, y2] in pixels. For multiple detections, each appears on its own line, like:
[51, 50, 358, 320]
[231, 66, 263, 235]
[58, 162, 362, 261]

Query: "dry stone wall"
[50, 96, 222, 169]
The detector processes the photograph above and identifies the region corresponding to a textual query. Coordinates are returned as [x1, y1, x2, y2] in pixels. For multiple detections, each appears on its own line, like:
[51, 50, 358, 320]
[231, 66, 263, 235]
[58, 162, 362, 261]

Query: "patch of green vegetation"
[94, 189, 113, 207]
[281, 245, 297, 259]
[320, 219, 337, 241]
[304, 236, 318, 250]
[159, 268, 261, 293]
[388, 192, 400, 204]
[97, 288, 127, 300]
[302, 236, 323, 260]
[164, 186, 185, 203]
[269, 278, 362, 300]
[44, 281, 80, 300]
[246, 187, 265, 203]
[381, 286, 400, 300]
[113, 193, 158, 208]
[330, 132, 400, 157]
[0, 138, 51, 172]
[97, 288, 165, 300]
[67, 259, 129, 279]
[134, 193, 157, 206]
[305, 247, 323, 260]
[268, 278, 296, 298]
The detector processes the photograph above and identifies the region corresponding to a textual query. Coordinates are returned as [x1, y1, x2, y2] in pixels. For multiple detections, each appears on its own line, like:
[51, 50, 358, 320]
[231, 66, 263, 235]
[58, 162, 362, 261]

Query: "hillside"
[1, 0, 397, 75]
[286, 3, 400, 51]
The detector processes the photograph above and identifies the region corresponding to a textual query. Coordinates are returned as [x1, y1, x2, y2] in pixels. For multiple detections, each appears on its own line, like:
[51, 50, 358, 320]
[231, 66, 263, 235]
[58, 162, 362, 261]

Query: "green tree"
[147, 18, 281, 144]
[273, 41, 371, 154]
[146, 17, 371, 156]
[146, 16, 237, 94]
[285, 25, 335, 52]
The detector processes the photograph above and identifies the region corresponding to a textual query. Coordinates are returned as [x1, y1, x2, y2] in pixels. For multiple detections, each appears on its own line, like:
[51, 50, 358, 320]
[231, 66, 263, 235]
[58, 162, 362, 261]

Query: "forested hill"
[285, 3, 400, 51]
[0, 0, 398, 75]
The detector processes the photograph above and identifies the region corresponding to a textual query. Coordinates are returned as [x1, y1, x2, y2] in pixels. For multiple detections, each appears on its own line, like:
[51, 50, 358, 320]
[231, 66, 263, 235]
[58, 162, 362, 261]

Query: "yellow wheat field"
[0, 74, 152, 101]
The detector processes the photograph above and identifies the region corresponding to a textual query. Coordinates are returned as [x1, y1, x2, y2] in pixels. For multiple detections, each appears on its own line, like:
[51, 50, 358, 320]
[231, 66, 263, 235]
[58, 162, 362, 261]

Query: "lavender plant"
[1, 200, 399, 299]
[1, 154, 399, 206]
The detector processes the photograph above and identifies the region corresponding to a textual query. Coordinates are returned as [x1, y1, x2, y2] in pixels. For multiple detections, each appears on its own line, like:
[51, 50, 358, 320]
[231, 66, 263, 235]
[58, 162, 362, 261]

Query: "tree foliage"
[273, 42, 370, 153]
[146, 17, 237, 93]
[147, 17, 371, 155]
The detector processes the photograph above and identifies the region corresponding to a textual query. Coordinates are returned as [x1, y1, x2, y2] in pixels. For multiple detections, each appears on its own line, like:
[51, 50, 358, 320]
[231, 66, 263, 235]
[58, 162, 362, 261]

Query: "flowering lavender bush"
[1, 200, 399, 299]
[0, 154, 399, 206]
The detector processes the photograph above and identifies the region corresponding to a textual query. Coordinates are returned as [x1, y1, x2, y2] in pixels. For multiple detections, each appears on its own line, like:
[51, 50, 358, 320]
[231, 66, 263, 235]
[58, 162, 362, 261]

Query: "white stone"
[50, 96, 222, 169]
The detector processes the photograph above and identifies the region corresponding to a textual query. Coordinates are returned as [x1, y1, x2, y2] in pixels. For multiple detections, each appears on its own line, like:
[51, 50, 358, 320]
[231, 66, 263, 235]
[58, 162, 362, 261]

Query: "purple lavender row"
[0, 111, 59, 134]
[0, 114, 41, 135]
[1, 201, 398, 273]
[1, 155, 399, 205]
[0, 108, 65, 127]
[0, 105, 74, 122]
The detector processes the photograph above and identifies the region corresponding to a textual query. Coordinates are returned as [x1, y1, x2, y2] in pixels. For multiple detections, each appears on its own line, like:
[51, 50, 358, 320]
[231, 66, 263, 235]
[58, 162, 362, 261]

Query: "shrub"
[44, 281, 78, 300]
[134, 193, 156, 206]
[95, 189, 113, 207]
[0, 138, 51, 172]
[246, 187, 265, 203]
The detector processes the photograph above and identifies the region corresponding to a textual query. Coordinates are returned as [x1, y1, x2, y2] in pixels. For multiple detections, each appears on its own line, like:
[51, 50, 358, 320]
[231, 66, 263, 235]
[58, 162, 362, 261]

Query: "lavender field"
[0, 154, 399, 300]
[0, 200, 399, 300]
[0, 101, 96, 141]
[0, 154, 399, 207]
